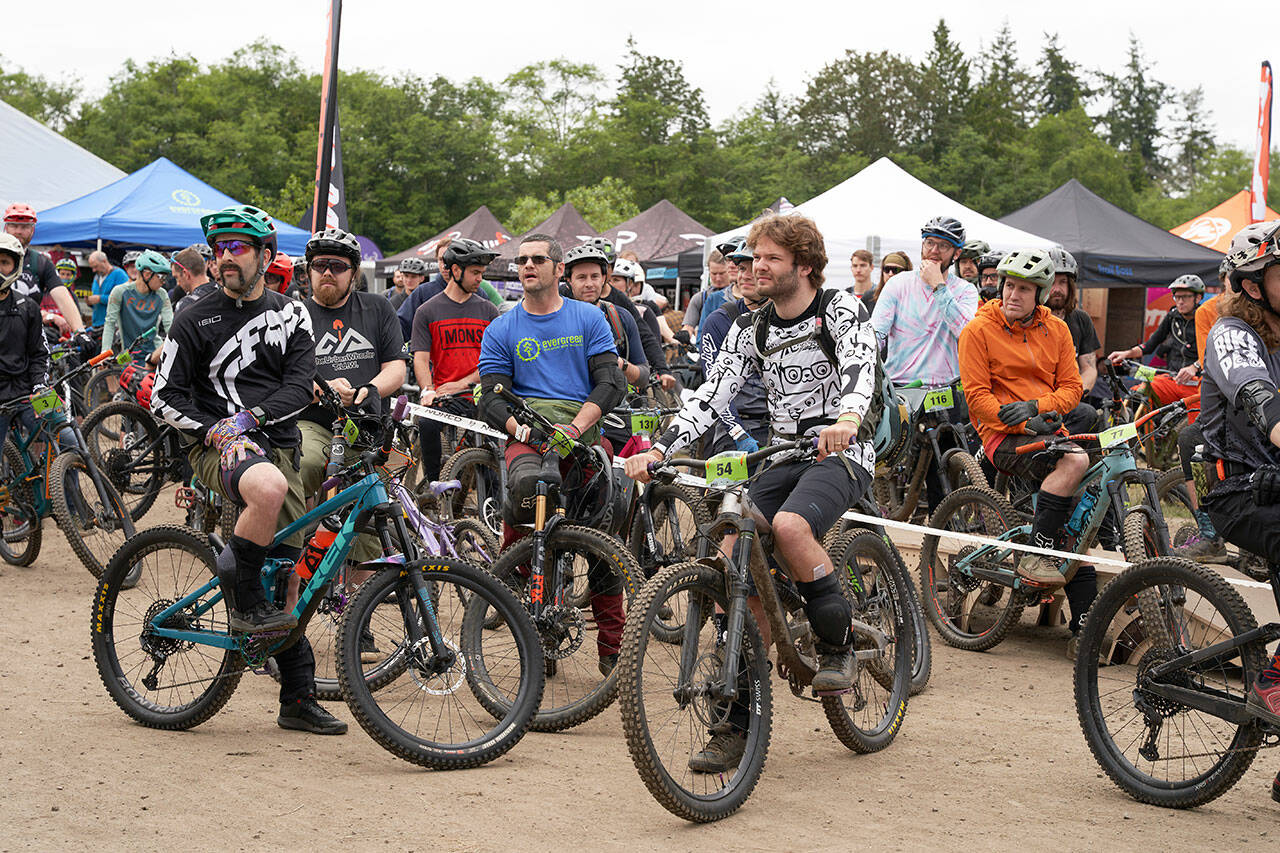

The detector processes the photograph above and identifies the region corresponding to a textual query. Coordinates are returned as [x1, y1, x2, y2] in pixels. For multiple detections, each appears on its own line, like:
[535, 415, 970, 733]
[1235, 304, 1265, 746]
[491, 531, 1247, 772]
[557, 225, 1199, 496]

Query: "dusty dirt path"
[3, 494, 1277, 851]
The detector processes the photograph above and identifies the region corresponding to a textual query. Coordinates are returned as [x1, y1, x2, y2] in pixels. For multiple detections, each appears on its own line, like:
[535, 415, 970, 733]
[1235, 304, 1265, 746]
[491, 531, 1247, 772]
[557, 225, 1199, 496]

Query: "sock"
[230, 535, 268, 611]
[1064, 564, 1098, 633]
[1033, 491, 1073, 552]
[1193, 509, 1218, 540]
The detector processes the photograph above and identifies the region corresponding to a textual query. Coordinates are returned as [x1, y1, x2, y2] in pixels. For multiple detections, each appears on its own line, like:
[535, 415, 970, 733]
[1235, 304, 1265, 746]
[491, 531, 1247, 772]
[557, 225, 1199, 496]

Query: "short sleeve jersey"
[478, 297, 616, 403]
[303, 290, 404, 425]
[410, 291, 499, 387]
[1200, 316, 1280, 473]
[1063, 308, 1101, 357]
[16, 250, 65, 302]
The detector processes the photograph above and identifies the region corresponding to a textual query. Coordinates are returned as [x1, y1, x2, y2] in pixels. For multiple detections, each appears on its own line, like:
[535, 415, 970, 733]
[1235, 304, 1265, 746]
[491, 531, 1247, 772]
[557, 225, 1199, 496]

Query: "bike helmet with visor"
[135, 249, 172, 275]
[306, 228, 362, 268]
[201, 205, 278, 257]
[0, 233, 24, 292]
[1169, 274, 1205, 295]
[441, 238, 499, 275]
[3, 203, 36, 224]
[921, 215, 966, 248]
[997, 248, 1056, 304]
[1049, 247, 1078, 279]
[563, 243, 610, 276]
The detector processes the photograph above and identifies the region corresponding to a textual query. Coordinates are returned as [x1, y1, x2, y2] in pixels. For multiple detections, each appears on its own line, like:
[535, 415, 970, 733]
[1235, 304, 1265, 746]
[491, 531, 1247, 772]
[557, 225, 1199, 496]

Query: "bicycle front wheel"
[91, 525, 242, 729]
[0, 438, 41, 566]
[825, 530, 911, 752]
[337, 557, 543, 770]
[438, 446, 502, 537]
[1075, 556, 1265, 808]
[51, 449, 132, 578]
[618, 561, 772, 823]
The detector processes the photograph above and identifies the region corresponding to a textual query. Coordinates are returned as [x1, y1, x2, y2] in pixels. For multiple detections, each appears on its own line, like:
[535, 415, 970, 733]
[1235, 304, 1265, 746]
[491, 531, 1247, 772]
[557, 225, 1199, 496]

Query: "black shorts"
[748, 454, 869, 540]
[989, 402, 1099, 482]
[1204, 485, 1280, 564]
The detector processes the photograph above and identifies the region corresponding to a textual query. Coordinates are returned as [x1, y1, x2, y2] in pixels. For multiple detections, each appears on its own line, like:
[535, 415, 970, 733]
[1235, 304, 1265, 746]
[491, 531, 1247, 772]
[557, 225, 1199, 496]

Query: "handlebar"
[1014, 399, 1188, 456]
[646, 437, 818, 475]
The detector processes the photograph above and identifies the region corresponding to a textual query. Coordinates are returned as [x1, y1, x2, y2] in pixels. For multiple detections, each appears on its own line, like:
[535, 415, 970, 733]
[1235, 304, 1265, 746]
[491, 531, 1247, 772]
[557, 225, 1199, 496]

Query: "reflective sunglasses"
[212, 239, 256, 257]
[310, 258, 352, 274]
[515, 254, 553, 266]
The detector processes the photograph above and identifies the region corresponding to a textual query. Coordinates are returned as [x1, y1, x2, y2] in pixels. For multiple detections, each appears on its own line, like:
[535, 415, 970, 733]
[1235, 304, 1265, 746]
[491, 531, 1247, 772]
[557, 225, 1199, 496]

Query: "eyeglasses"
[980, 271, 1000, 282]
[310, 258, 352, 274]
[212, 239, 256, 257]
[515, 254, 552, 266]
[922, 237, 955, 252]
[882, 266, 904, 275]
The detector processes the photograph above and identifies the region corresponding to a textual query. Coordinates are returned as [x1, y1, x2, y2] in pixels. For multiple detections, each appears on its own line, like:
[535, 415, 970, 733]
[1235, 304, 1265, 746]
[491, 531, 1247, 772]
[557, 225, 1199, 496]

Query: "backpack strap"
[600, 301, 628, 361]
[752, 289, 840, 368]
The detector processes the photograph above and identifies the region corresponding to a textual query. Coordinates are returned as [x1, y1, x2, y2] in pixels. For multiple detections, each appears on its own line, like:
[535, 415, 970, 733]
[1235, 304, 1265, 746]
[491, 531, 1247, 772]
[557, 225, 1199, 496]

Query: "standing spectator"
[170, 246, 216, 315]
[87, 250, 129, 329]
[869, 251, 913, 307]
[386, 269, 407, 309]
[1045, 248, 1100, 395]
[849, 249, 875, 305]
[3, 203, 84, 332]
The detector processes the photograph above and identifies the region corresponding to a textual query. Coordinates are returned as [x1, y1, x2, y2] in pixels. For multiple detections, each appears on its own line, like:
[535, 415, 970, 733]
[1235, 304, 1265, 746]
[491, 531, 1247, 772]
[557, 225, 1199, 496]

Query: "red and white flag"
[1251, 61, 1273, 223]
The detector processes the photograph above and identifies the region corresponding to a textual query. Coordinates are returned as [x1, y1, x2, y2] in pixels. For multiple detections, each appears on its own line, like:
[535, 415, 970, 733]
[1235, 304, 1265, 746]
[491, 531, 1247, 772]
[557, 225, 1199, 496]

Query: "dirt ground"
[3, 491, 1279, 852]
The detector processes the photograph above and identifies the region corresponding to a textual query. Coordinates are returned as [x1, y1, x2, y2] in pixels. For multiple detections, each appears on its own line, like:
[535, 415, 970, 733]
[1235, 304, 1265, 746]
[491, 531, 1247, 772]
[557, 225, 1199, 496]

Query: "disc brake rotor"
[537, 604, 586, 660]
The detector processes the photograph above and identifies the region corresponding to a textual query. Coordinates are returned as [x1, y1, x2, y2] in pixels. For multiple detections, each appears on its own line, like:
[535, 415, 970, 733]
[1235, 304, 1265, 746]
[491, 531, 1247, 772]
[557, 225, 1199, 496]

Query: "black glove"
[997, 399, 1039, 426]
[1251, 466, 1280, 506]
[1024, 412, 1062, 435]
[673, 330, 691, 346]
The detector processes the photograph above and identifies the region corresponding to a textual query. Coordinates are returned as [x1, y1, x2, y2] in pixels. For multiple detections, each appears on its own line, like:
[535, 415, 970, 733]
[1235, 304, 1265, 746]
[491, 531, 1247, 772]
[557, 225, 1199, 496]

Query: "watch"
[249, 406, 267, 425]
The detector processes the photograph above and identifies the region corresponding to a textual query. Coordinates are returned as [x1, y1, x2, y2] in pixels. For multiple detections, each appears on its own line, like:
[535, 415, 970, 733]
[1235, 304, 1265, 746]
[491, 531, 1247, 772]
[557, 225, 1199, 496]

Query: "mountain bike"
[618, 439, 912, 822]
[1075, 555, 1280, 807]
[919, 401, 1186, 652]
[873, 378, 987, 522]
[482, 384, 641, 731]
[91, 393, 544, 770]
[1117, 358, 1195, 472]
[0, 348, 134, 576]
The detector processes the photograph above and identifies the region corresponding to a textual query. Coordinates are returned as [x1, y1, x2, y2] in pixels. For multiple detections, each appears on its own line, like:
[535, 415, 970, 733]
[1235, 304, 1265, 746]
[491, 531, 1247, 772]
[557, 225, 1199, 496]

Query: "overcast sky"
[9, 0, 1270, 152]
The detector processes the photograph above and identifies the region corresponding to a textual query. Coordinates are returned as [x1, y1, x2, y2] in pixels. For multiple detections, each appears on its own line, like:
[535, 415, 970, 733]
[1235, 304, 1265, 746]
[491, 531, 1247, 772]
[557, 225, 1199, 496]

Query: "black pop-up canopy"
[1001, 179, 1223, 288]
[377, 205, 513, 276]
[487, 202, 598, 280]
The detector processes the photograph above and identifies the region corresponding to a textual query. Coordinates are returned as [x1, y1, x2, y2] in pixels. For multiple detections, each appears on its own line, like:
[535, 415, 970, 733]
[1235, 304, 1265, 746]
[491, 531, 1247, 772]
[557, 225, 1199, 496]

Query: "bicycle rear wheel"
[0, 438, 40, 566]
[919, 486, 1026, 651]
[1074, 557, 1265, 808]
[91, 525, 242, 729]
[81, 400, 167, 522]
[337, 558, 543, 770]
[51, 449, 132, 579]
[618, 561, 771, 823]
[824, 530, 911, 751]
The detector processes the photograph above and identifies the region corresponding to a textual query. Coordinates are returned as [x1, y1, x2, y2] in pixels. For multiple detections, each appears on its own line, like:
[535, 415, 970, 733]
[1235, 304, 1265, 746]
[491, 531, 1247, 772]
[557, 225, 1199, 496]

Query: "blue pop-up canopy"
[34, 157, 311, 255]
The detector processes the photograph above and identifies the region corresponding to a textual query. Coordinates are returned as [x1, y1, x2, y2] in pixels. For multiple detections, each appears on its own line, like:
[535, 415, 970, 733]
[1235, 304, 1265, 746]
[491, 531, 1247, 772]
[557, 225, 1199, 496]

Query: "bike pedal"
[812, 687, 854, 697]
[174, 486, 196, 509]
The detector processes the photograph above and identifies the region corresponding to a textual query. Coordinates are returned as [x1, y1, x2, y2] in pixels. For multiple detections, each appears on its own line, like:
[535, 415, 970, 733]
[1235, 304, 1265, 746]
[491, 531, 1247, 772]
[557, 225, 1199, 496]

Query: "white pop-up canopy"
[706, 157, 1056, 293]
[0, 98, 125, 213]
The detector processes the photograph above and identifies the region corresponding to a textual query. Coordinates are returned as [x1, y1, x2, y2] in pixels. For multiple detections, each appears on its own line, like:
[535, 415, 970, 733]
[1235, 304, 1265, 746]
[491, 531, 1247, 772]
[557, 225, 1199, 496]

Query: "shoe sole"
[277, 716, 348, 735]
[229, 618, 298, 634]
[1015, 569, 1066, 589]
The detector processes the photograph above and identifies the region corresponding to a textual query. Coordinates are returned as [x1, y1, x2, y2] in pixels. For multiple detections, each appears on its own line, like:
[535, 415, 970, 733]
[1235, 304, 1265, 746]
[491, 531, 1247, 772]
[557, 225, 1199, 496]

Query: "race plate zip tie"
[399, 400, 506, 440]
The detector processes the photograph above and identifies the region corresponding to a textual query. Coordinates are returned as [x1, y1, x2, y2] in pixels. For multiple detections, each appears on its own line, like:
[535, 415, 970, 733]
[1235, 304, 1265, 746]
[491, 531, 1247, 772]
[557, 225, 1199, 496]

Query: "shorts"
[188, 440, 307, 548]
[748, 454, 870, 540]
[298, 420, 382, 562]
[1204, 486, 1280, 565]
[989, 402, 1099, 482]
[1149, 374, 1200, 422]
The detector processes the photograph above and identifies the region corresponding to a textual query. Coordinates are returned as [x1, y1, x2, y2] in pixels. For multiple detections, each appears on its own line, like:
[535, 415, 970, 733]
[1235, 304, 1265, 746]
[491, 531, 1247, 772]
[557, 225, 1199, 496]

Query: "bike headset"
[0, 233, 24, 294]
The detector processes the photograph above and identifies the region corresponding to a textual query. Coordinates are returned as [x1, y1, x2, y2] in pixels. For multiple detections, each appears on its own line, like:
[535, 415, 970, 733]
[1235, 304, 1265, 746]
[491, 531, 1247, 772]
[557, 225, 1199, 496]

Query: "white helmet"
[1226, 221, 1280, 291]
[0, 232, 24, 293]
[612, 258, 642, 281]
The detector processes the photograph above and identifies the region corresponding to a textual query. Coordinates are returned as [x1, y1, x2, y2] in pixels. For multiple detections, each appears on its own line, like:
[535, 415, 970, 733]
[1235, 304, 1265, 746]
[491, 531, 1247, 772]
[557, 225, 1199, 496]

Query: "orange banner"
[1251, 61, 1272, 223]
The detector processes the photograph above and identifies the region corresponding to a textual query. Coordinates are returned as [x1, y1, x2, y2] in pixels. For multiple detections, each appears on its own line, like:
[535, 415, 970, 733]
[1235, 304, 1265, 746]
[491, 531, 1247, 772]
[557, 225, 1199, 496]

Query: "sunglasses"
[515, 254, 553, 266]
[882, 265, 904, 275]
[980, 271, 1000, 281]
[310, 259, 352, 274]
[212, 239, 257, 257]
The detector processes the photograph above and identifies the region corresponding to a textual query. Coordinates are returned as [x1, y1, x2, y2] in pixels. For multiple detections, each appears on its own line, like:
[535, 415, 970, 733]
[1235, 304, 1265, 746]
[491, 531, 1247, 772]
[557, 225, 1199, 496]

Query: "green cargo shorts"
[299, 419, 383, 563]
[188, 440, 308, 548]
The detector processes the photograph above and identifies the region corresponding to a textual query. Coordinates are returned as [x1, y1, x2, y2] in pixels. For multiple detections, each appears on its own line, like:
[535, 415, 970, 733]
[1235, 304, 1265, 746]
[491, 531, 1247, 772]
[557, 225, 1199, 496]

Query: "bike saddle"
[427, 479, 463, 496]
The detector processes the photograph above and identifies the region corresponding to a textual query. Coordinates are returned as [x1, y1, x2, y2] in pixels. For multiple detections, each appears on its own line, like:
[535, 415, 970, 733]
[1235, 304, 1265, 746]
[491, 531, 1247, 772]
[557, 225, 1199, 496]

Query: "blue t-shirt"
[91, 267, 129, 327]
[478, 297, 616, 403]
[698, 286, 730, 335]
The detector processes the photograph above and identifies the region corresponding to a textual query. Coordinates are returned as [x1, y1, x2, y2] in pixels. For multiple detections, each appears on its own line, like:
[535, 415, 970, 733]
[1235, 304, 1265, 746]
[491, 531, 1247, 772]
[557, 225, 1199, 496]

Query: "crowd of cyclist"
[9, 190, 1280, 752]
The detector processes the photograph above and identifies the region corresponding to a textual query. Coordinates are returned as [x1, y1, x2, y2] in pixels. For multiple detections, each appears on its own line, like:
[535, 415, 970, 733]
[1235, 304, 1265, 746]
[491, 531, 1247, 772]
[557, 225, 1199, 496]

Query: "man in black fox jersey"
[152, 205, 345, 735]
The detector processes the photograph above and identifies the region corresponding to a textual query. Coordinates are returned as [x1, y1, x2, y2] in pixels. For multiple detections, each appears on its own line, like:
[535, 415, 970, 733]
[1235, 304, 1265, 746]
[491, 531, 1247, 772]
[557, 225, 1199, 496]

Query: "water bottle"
[1064, 485, 1100, 537]
[293, 527, 337, 582]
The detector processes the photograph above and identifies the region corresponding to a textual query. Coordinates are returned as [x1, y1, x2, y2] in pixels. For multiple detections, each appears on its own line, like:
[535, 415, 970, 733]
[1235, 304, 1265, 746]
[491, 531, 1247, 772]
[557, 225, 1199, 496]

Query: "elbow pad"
[478, 373, 515, 430]
[586, 353, 627, 414]
[1239, 379, 1280, 437]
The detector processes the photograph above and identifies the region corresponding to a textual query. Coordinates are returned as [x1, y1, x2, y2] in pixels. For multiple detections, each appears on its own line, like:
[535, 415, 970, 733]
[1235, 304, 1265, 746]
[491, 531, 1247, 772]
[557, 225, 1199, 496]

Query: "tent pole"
[96, 238, 102, 252]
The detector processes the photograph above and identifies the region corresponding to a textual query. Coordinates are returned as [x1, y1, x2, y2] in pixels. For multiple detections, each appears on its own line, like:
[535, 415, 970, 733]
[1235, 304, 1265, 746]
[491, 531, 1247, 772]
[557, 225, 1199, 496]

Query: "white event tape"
[398, 400, 506, 440]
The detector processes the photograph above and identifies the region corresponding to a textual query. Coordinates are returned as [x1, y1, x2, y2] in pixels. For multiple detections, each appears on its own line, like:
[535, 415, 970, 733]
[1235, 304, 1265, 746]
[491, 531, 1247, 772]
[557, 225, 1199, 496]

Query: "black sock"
[1064, 564, 1098, 633]
[230, 535, 268, 611]
[1033, 491, 1073, 550]
[797, 574, 852, 648]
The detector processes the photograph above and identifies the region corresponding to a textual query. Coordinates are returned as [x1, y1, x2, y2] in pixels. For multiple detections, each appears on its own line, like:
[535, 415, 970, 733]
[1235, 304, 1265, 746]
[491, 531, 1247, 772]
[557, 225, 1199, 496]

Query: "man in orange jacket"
[960, 249, 1093, 604]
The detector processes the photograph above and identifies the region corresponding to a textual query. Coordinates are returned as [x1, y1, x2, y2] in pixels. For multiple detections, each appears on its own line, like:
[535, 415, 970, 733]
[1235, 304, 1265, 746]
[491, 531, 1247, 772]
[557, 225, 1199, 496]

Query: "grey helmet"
[563, 243, 610, 276]
[997, 248, 1056, 303]
[1049, 247, 1078, 279]
[583, 237, 617, 266]
[921, 215, 966, 248]
[1225, 221, 1280, 292]
[397, 256, 429, 276]
[1169, 274, 1206, 295]
[307, 227, 362, 267]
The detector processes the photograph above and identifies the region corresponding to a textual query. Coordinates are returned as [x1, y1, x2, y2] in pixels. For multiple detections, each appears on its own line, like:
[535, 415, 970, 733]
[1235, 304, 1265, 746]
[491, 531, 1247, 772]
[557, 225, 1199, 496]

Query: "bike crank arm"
[850, 618, 889, 660]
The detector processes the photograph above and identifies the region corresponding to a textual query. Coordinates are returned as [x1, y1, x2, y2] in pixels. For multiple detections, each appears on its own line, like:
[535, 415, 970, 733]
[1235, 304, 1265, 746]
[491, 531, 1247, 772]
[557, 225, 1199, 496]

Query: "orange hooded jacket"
[959, 299, 1084, 456]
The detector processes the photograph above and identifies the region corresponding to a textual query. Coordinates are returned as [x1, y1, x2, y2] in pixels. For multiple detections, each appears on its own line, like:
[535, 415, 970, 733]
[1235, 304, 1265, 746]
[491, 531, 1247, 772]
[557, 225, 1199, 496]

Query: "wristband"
[729, 424, 747, 440]
[837, 413, 863, 429]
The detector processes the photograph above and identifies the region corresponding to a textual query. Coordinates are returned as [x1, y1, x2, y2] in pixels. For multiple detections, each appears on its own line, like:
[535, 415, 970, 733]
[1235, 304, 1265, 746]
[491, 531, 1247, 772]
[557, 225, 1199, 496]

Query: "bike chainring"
[238, 629, 290, 669]
[537, 604, 586, 660]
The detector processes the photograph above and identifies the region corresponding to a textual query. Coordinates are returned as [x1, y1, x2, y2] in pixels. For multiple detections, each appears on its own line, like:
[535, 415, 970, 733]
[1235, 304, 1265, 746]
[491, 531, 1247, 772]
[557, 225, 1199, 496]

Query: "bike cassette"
[1134, 647, 1194, 721]
[537, 605, 586, 660]
[239, 629, 290, 668]
[947, 546, 982, 595]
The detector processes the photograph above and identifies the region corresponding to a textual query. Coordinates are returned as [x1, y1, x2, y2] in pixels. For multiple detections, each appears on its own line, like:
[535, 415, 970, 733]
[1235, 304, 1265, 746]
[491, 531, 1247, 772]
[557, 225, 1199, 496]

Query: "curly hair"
[747, 214, 828, 288]
[1217, 288, 1280, 350]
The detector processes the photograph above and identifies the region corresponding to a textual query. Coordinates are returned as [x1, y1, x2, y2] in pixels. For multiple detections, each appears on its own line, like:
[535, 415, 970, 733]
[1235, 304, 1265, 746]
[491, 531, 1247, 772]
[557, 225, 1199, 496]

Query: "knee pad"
[503, 453, 543, 526]
[799, 575, 852, 648]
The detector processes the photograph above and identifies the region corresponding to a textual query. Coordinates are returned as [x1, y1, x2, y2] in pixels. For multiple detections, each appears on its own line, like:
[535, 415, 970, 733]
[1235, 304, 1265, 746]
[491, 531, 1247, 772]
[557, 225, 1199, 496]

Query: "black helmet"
[306, 227, 362, 268]
[583, 237, 617, 266]
[563, 243, 610, 276]
[921, 216, 966, 248]
[977, 250, 1004, 273]
[442, 238, 499, 273]
[397, 257, 429, 276]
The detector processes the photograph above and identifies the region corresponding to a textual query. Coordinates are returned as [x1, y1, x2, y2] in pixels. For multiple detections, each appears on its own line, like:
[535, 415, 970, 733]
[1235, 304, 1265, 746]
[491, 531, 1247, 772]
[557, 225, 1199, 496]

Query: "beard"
[221, 263, 251, 294]
[756, 265, 799, 300]
[1047, 293, 1067, 310]
[313, 278, 350, 307]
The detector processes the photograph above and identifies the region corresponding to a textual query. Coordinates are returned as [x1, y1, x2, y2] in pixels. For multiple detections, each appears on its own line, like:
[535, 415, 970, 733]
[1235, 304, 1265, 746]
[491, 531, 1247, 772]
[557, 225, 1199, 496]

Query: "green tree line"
[2, 23, 1275, 254]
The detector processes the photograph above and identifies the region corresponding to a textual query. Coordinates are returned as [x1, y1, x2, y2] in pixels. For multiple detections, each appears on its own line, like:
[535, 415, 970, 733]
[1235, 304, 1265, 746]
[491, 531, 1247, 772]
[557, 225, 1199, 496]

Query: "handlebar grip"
[493, 383, 521, 404]
[89, 350, 113, 366]
[392, 395, 408, 421]
[1015, 441, 1046, 456]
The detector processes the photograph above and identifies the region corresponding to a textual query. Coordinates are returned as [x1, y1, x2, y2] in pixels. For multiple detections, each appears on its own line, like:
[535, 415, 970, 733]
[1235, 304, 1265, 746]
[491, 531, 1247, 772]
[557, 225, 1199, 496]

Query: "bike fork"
[714, 522, 757, 703]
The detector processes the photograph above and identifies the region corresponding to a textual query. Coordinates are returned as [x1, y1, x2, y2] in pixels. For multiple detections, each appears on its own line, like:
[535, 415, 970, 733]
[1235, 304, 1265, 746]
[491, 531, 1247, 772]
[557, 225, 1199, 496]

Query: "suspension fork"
[713, 518, 756, 702]
[59, 423, 133, 533]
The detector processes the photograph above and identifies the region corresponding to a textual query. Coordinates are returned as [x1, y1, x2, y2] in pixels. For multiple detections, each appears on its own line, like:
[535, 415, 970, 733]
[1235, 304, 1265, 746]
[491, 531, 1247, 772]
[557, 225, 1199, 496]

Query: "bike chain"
[1135, 731, 1280, 763]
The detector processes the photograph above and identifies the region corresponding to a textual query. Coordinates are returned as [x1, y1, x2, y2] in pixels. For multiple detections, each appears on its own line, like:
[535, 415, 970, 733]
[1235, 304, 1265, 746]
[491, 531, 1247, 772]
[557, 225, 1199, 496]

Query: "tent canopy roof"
[488, 202, 598, 279]
[601, 199, 712, 262]
[1170, 190, 1280, 254]
[0, 98, 126, 213]
[1001, 179, 1223, 287]
[379, 205, 513, 274]
[33, 157, 311, 255]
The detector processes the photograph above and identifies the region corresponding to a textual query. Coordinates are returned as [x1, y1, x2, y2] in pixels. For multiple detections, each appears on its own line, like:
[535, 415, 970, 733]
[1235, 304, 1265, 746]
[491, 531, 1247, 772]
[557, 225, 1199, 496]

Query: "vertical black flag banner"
[311, 0, 345, 233]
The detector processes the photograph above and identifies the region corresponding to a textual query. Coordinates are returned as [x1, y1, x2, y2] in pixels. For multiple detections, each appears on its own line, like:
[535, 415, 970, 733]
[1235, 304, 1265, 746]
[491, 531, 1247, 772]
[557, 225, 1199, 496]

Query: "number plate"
[341, 418, 359, 445]
[1133, 364, 1157, 381]
[705, 451, 748, 487]
[631, 412, 660, 436]
[51, 349, 67, 362]
[923, 387, 954, 412]
[1098, 422, 1138, 448]
[30, 388, 61, 416]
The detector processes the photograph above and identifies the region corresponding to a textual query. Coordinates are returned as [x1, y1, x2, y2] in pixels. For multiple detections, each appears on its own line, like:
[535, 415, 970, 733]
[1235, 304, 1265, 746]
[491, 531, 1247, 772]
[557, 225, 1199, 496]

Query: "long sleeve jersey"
[151, 288, 315, 448]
